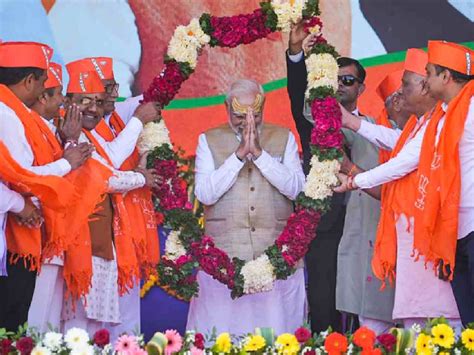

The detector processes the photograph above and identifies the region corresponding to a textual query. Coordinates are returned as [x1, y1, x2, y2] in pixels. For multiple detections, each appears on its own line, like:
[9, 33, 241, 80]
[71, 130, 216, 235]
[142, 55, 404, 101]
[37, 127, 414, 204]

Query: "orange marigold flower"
[324, 333, 348, 355]
[361, 348, 383, 355]
[353, 327, 377, 350]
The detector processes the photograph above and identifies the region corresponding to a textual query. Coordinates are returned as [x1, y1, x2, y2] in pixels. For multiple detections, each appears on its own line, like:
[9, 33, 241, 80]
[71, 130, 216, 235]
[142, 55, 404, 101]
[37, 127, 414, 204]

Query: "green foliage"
[230, 258, 245, 299]
[302, 0, 321, 18]
[158, 261, 199, 301]
[265, 245, 294, 279]
[306, 86, 337, 102]
[307, 43, 339, 58]
[164, 209, 203, 248]
[199, 13, 219, 47]
[309, 145, 343, 162]
[259, 2, 278, 32]
[295, 193, 332, 214]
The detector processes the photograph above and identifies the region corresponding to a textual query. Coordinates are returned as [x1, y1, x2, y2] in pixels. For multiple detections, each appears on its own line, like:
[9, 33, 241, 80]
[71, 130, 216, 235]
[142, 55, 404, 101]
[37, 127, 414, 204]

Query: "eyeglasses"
[78, 97, 105, 108]
[338, 75, 362, 87]
[105, 83, 120, 95]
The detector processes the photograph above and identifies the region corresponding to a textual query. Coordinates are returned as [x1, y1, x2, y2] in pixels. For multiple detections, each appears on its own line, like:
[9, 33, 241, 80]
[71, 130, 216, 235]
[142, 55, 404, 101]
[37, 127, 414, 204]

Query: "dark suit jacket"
[286, 52, 346, 233]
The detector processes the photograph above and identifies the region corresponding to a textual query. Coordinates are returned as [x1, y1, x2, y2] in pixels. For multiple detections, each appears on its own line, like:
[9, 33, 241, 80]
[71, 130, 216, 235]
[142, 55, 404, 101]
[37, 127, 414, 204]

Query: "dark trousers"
[0, 254, 37, 331]
[305, 206, 346, 333]
[451, 231, 474, 326]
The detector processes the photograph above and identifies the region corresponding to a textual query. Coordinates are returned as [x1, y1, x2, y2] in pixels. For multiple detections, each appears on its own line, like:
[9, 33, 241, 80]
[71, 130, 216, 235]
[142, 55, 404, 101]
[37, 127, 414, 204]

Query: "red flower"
[361, 349, 382, 355]
[304, 17, 323, 34]
[353, 327, 376, 350]
[16, 337, 34, 355]
[142, 61, 186, 106]
[295, 327, 312, 343]
[303, 351, 316, 355]
[93, 329, 110, 348]
[194, 333, 205, 349]
[0, 339, 13, 355]
[176, 254, 193, 267]
[376, 333, 396, 352]
[324, 333, 348, 355]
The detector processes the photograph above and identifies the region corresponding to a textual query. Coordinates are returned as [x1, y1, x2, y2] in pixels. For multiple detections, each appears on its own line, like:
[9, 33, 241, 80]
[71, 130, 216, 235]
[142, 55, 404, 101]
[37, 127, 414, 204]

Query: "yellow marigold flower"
[275, 333, 300, 354]
[215, 333, 232, 353]
[431, 324, 455, 349]
[416, 333, 433, 355]
[462, 328, 474, 351]
[244, 335, 266, 352]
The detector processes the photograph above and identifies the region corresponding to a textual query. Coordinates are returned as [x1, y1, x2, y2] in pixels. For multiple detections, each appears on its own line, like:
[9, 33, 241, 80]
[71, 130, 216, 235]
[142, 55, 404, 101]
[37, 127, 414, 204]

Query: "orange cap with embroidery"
[428, 40, 474, 76]
[65, 57, 114, 80]
[66, 71, 105, 94]
[45, 62, 63, 89]
[0, 41, 53, 69]
[404, 48, 428, 76]
[376, 70, 403, 102]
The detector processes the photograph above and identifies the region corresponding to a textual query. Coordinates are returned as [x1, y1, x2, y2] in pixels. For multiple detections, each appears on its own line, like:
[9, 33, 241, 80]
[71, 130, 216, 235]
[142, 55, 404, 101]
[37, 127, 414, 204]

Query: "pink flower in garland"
[155, 159, 178, 180]
[304, 16, 323, 34]
[115, 335, 139, 353]
[210, 9, 271, 48]
[311, 97, 343, 148]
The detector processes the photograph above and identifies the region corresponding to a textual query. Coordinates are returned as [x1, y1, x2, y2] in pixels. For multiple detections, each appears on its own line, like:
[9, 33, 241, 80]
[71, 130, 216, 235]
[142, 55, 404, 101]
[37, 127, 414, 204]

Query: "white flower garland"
[304, 156, 340, 201]
[240, 255, 276, 294]
[271, 0, 306, 32]
[137, 120, 172, 155]
[164, 230, 187, 261]
[305, 53, 339, 98]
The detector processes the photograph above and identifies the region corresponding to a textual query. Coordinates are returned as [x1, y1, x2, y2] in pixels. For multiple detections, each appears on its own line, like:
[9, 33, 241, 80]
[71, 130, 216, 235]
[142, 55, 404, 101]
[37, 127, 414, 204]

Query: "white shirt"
[195, 130, 305, 206]
[114, 95, 143, 126]
[357, 119, 402, 151]
[90, 116, 143, 169]
[0, 102, 71, 177]
[0, 182, 25, 276]
[78, 132, 146, 194]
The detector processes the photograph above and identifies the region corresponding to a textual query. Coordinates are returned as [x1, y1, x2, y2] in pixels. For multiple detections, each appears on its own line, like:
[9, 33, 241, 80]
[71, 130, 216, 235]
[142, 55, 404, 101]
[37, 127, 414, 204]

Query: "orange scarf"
[375, 108, 395, 164]
[0, 84, 77, 269]
[95, 113, 159, 277]
[83, 128, 141, 293]
[414, 81, 474, 278]
[371, 114, 423, 286]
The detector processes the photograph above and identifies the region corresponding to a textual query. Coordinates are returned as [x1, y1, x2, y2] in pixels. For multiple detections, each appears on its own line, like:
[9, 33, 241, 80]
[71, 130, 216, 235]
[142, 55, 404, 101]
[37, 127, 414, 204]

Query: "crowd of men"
[0, 30, 472, 338]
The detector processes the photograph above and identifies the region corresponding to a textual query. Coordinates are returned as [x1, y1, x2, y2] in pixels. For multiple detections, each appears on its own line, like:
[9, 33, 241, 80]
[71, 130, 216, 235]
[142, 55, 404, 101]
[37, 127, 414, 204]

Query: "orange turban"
[45, 62, 63, 89]
[66, 71, 105, 94]
[404, 48, 428, 76]
[376, 70, 403, 102]
[0, 41, 53, 70]
[428, 40, 474, 76]
[66, 57, 114, 80]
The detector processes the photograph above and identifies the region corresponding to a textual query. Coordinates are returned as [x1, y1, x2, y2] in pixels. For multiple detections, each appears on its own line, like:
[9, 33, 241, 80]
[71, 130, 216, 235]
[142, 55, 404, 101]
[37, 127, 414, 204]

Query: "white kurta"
[187, 129, 306, 335]
[100, 109, 145, 338]
[352, 108, 464, 320]
[0, 183, 25, 276]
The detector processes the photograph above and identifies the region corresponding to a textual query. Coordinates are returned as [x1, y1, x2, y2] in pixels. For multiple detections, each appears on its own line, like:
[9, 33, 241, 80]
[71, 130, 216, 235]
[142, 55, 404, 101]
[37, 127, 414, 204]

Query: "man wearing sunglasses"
[286, 21, 393, 334]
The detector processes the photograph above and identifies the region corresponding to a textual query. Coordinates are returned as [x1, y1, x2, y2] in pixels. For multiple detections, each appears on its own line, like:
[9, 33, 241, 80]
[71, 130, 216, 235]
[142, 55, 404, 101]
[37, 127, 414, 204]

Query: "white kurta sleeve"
[114, 95, 143, 125]
[357, 119, 402, 151]
[194, 133, 245, 206]
[288, 51, 304, 63]
[253, 132, 305, 200]
[0, 104, 71, 177]
[0, 183, 25, 214]
[91, 117, 143, 168]
[354, 122, 428, 189]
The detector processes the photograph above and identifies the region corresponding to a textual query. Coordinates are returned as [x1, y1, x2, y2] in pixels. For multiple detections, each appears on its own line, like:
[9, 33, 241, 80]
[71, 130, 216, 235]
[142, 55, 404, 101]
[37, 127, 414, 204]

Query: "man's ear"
[23, 73, 37, 93]
[357, 83, 366, 97]
[37, 92, 48, 105]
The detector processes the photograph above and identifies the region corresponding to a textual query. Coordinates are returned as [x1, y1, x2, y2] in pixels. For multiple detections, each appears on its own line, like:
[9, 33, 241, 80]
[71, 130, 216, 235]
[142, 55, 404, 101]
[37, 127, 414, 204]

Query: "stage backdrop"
[1, 0, 473, 337]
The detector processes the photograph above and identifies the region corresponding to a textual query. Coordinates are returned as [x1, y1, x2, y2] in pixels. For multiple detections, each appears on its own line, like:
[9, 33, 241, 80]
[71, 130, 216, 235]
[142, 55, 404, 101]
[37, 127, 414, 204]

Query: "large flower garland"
[139, 0, 343, 300]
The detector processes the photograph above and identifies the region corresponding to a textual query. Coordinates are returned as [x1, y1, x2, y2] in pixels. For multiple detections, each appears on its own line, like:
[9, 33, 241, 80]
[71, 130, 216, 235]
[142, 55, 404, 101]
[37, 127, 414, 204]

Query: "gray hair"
[225, 79, 264, 104]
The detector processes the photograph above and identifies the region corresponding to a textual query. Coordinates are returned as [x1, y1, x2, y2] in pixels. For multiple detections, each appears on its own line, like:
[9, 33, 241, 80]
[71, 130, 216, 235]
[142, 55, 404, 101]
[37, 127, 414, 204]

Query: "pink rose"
[295, 327, 312, 343]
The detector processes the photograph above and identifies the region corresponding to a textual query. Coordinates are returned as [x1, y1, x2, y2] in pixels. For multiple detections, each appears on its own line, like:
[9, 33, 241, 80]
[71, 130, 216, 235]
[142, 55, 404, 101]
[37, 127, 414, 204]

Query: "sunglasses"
[338, 75, 362, 87]
[78, 97, 105, 108]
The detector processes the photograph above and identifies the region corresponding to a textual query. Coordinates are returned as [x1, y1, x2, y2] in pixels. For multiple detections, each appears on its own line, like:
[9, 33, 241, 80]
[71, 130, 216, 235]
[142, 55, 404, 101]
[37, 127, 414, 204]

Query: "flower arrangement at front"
[1, 318, 473, 355]
[138, 0, 343, 300]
